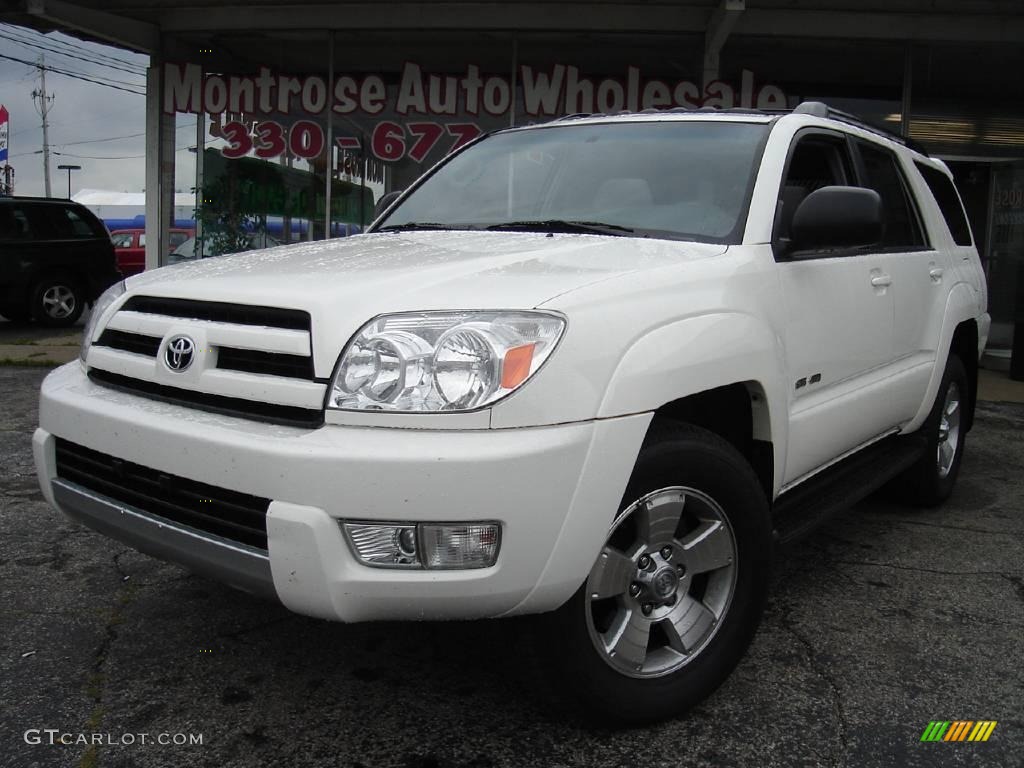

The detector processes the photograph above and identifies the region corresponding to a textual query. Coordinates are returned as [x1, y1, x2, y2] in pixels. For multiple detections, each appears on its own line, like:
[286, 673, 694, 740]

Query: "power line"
[0, 23, 146, 72]
[5, 44, 146, 91]
[0, 30, 147, 78]
[0, 52, 145, 95]
[0, 28, 146, 74]
[58, 131, 147, 147]
[54, 143, 199, 160]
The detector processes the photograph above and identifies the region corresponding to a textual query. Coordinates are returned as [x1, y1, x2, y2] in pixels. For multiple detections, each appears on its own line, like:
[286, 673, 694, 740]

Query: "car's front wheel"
[540, 422, 772, 725]
[31, 276, 84, 327]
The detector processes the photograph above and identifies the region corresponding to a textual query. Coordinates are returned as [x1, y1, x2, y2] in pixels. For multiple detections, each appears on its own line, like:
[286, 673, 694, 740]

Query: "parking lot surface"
[2, 365, 1021, 768]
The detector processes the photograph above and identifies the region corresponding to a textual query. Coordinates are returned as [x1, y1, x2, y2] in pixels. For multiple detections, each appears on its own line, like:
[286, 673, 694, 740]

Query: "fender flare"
[904, 281, 981, 433]
[597, 312, 789, 493]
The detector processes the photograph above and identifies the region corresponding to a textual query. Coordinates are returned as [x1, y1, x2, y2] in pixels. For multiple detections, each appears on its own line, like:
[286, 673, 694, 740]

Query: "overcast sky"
[0, 23, 196, 198]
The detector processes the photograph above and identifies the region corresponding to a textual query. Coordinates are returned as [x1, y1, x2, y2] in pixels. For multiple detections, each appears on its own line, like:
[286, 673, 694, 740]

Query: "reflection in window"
[383, 122, 768, 243]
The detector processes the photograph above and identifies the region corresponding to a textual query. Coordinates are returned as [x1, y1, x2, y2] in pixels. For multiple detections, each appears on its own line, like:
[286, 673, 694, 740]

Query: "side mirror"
[789, 186, 883, 254]
[373, 190, 403, 220]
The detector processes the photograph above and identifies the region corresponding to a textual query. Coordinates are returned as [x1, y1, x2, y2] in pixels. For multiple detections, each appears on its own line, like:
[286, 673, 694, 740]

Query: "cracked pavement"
[1, 365, 1022, 768]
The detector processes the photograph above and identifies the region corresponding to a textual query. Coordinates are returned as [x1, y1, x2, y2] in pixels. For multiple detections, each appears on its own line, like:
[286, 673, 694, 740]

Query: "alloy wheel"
[585, 486, 738, 678]
[937, 381, 961, 479]
[41, 284, 77, 319]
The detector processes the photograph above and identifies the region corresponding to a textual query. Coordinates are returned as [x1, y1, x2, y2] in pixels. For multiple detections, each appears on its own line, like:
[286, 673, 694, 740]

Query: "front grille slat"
[96, 329, 162, 357]
[216, 347, 315, 380]
[55, 439, 269, 551]
[121, 296, 310, 331]
[88, 369, 324, 429]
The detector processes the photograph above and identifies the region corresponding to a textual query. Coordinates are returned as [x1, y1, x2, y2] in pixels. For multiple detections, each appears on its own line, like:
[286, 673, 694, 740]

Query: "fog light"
[343, 523, 419, 567]
[420, 524, 500, 569]
[397, 527, 417, 558]
[341, 521, 500, 569]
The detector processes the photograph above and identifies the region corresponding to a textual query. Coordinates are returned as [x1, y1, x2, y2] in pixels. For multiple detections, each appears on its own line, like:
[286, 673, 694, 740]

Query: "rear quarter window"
[914, 162, 974, 246]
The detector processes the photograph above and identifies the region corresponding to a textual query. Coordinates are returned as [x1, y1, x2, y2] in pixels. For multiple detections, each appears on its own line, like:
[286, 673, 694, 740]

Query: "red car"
[110, 228, 193, 276]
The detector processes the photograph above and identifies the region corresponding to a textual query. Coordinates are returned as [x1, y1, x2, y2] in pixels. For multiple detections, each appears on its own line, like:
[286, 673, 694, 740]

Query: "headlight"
[328, 311, 565, 412]
[80, 280, 126, 363]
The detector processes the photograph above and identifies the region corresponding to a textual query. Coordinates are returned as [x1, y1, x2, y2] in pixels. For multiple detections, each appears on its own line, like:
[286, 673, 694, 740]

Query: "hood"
[125, 231, 726, 377]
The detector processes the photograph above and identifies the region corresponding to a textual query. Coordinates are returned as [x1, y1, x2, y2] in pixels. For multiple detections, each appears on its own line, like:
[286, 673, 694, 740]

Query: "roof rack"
[792, 101, 928, 156]
[548, 102, 927, 155]
[552, 106, 784, 123]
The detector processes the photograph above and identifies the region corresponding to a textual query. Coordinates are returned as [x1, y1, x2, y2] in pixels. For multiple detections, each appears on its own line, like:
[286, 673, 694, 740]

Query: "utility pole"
[31, 54, 54, 197]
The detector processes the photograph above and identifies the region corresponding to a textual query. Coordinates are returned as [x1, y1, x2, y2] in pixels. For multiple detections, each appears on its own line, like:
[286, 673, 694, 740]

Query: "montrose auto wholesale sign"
[163, 62, 788, 166]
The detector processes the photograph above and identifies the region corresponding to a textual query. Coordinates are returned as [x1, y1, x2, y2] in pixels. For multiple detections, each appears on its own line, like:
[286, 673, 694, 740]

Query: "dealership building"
[4, 0, 1023, 358]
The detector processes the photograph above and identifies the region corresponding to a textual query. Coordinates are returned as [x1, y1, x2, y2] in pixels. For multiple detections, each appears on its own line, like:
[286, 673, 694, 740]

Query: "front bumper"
[36, 363, 650, 622]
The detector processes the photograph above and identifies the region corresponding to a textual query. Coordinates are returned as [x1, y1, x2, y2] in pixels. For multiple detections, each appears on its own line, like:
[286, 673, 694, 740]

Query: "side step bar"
[772, 434, 928, 546]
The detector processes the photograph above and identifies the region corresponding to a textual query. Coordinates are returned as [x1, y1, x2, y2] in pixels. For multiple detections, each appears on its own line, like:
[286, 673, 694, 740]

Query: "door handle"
[929, 267, 944, 280]
[870, 273, 892, 287]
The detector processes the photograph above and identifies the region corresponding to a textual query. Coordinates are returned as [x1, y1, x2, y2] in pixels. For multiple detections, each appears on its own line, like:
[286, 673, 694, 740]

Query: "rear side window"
[111, 232, 133, 248]
[0, 206, 33, 240]
[915, 162, 973, 246]
[62, 207, 102, 237]
[856, 141, 926, 250]
[41, 205, 104, 238]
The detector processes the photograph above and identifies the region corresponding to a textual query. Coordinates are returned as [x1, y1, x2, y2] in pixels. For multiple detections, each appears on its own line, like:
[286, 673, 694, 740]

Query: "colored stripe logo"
[920, 721, 997, 742]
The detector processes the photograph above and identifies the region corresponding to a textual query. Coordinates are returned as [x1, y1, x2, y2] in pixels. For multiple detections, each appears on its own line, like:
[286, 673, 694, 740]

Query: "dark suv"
[0, 197, 121, 327]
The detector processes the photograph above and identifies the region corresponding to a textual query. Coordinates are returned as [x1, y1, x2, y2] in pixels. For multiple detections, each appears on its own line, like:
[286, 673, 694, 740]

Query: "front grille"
[89, 296, 322, 422]
[89, 369, 325, 429]
[121, 296, 310, 331]
[55, 438, 270, 550]
[95, 329, 315, 381]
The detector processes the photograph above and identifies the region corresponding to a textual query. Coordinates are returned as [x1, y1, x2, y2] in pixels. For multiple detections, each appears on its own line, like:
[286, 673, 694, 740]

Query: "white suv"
[35, 102, 989, 724]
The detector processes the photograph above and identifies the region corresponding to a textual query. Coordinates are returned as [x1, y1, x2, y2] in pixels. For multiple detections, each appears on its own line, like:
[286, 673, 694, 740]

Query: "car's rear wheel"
[31, 276, 84, 327]
[539, 422, 772, 725]
[893, 354, 968, 506]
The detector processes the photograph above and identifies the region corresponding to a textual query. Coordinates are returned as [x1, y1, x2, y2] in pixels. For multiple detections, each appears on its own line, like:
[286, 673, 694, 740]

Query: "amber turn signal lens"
[501, 342, 536, 389]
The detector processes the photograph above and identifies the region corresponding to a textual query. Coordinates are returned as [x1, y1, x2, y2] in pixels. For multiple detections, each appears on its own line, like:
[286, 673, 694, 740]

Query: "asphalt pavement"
[1, 365, 1021, 768]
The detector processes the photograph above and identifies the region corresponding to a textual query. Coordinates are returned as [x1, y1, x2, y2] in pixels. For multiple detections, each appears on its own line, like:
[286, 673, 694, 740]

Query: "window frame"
[371, 118, 776, 246]
[849, 138, 932, 254]
[913, 160, 974, 247]
[771, 127, 861, 261]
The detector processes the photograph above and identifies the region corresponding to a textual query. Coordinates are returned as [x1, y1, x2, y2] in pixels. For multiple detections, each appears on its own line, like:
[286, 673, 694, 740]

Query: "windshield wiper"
[377, 222, 458, 232]
[485, 219, 636, 236]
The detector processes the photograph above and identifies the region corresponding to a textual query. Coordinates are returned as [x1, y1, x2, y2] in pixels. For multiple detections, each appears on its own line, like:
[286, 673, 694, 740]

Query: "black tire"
[30, 275, 84, 328]
[0, 301, 31, 323]
[537, 421, 772, 726]
[892, 354, 968, 507]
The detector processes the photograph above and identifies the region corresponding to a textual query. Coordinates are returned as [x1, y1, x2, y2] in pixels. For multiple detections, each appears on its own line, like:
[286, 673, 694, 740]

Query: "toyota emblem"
[164, 335, 196, 372]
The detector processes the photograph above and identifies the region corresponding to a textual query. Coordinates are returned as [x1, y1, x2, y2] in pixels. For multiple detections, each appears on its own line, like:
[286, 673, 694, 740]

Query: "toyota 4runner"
[34, 102, 989, 724]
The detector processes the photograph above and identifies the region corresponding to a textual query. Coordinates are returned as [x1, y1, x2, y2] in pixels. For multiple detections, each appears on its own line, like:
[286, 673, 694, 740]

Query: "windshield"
[377, 120, 768, 243]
